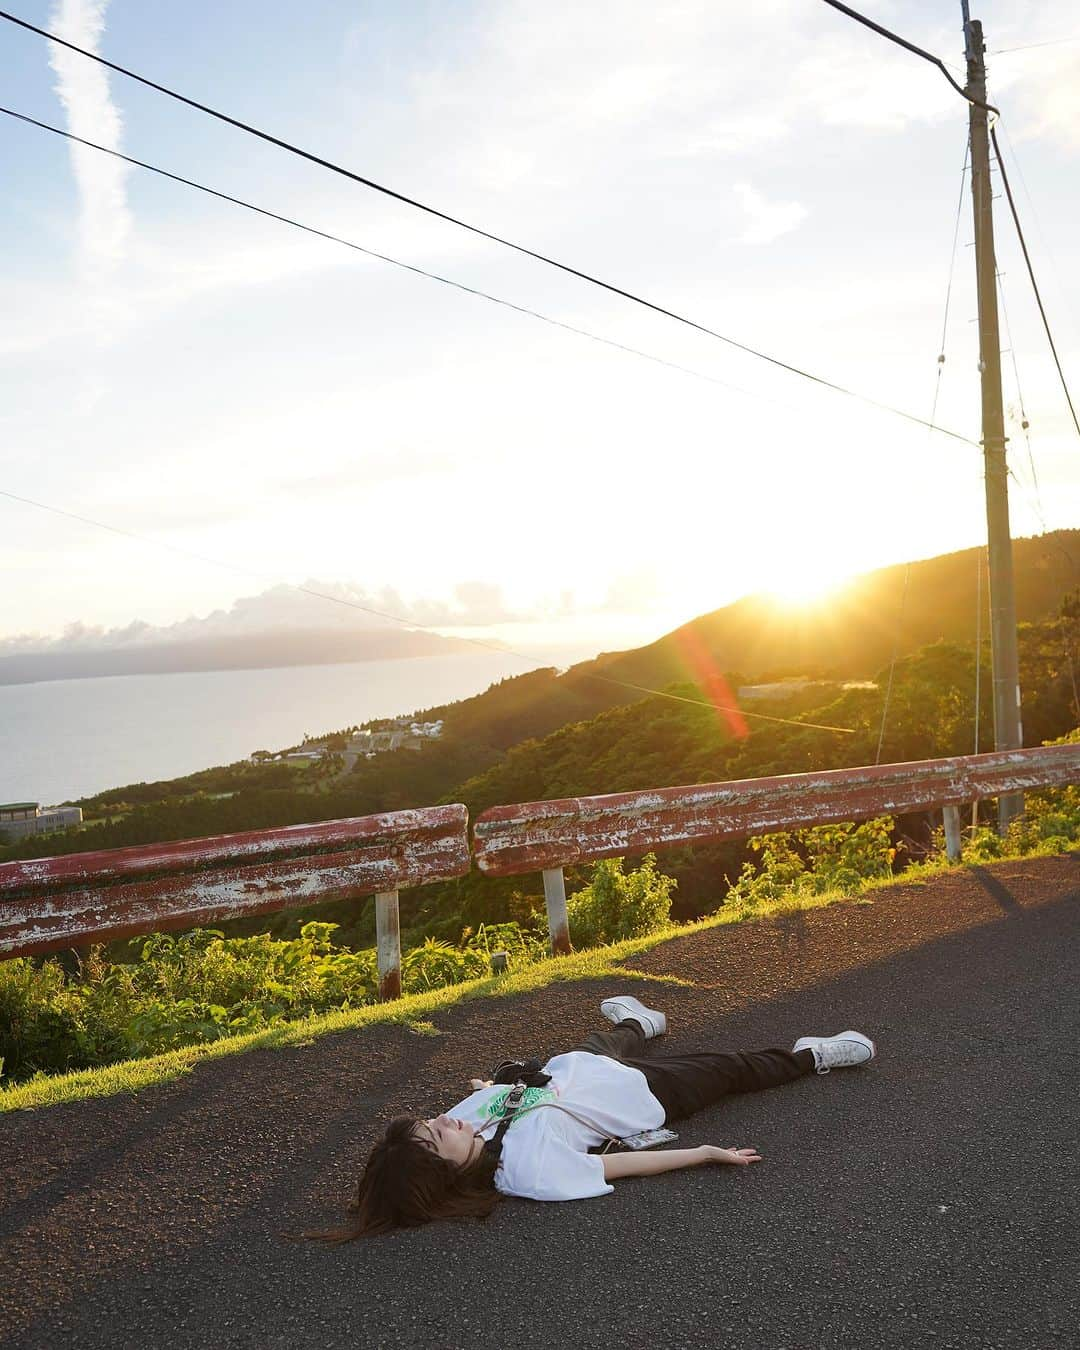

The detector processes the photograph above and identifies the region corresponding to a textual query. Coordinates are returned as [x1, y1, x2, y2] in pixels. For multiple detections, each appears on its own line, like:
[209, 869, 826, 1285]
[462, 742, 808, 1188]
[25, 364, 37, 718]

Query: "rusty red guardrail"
[4, 746, 1078, 993]
[472, 745, 1080, 953]
[472, 746, 1080, 875]
[0, 805, 470, 1000]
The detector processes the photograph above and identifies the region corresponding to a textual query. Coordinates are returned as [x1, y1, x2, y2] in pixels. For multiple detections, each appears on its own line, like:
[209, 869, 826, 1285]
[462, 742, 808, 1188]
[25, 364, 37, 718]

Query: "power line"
[874, 138, 970, 763]
[990, 37, 1080, 55]
[1, 102, 983, 451]
[818, 2, 1080, 440]
[817, 0, 999, 116]
[0, 10, 979, 449]
[995, 266, 1046, 531]
[995, 119, 1080, 350]
[989, 125, 1080, 441]
[0, 106, 774, 415]
[928, 136, 970, 430]
[874, 563, 909, 765]
[0, 485, 856, 735]
[580, 673, 855, 734]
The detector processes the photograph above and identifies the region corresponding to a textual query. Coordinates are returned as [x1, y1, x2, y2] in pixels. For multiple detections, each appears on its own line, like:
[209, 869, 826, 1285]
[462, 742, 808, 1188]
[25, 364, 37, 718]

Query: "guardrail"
[3, 745, 1078, 1000]
[472, 745, 1080, 955]
[0, 805, 470, 1000]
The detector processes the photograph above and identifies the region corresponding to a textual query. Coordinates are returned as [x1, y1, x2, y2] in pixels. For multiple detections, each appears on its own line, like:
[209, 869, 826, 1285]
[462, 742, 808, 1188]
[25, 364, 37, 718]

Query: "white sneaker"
[793, 1030, 875, 1074]
[600, 996, 668, 1039]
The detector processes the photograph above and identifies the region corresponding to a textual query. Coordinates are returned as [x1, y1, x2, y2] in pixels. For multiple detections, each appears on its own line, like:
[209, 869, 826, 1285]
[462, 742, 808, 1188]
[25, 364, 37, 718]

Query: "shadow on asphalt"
[968, 864, 1026, 916]
[1, 857, 1078, 1349]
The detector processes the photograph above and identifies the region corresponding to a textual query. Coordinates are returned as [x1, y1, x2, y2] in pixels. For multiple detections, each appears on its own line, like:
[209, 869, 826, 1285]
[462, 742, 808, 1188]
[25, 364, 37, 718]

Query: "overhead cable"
[875, 137, 969, 763]
[0, 103, 982, 450]
[996, 120, 1080, 350]
[0, 485, 856, 735]
[818, 1, 1080, 442]
[991, 37, 1080, 55]
[989, 127, 1080, 440]
[928, 137, 970, 431]
[0, 9, 978, 448]
[995, 267, 1046, 529]
[0, 105, 772, 411]
[817, 0, 999, 116]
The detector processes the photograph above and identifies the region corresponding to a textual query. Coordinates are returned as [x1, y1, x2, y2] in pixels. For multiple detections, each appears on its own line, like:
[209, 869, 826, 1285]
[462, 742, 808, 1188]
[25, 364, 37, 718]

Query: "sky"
[2, 0, 1079, 660]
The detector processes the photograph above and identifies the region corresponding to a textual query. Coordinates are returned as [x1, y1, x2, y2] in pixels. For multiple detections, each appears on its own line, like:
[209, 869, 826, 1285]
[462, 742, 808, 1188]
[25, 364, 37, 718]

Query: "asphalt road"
[1, 854, 1078, 1350]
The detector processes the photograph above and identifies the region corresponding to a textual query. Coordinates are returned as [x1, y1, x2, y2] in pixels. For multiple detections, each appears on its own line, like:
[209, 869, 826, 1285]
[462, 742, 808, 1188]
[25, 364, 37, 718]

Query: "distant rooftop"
[0, 802, 38, 811]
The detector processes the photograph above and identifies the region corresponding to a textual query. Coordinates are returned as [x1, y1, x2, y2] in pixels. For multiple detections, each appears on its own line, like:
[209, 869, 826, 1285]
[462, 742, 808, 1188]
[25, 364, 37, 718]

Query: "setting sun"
[757, 563, 855, 607]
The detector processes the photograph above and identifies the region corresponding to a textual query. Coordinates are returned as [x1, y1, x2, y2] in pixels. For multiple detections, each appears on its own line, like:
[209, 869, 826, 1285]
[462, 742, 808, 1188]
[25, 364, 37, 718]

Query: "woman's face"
[413, 1114, 482, 1168]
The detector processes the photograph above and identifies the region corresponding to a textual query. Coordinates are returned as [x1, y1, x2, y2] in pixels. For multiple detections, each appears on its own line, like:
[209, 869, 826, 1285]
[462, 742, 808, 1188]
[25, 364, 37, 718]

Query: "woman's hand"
[468, 1078, 494, 1091]
[697, 1145, 762, 1166]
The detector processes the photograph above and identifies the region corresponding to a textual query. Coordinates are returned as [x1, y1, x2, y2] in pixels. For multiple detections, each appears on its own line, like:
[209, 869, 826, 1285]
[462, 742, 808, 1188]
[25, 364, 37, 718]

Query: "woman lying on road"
[319, 997, 875, 1240]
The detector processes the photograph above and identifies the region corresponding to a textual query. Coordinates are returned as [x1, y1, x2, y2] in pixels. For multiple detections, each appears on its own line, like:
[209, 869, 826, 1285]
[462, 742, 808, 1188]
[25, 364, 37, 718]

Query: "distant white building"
[0, 801, 83, 841]
[249, 747, 328, 764]
[340, 721, 442, 770]
[737, 679, 878, 702]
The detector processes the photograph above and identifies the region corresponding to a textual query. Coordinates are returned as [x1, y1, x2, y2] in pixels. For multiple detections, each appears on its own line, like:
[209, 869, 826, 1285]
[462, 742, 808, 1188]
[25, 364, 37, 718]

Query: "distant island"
[0, 626, 476, 687]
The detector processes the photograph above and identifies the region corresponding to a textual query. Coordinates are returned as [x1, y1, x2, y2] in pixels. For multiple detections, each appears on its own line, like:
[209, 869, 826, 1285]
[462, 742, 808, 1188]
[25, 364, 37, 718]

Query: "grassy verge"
[0, 884, 853, 1115]
[3, 839, 1075, 1116]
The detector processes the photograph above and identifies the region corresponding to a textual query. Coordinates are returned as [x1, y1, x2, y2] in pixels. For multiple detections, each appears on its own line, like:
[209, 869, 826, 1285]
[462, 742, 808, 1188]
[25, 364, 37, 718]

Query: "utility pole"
[963, 6, 1024, 829]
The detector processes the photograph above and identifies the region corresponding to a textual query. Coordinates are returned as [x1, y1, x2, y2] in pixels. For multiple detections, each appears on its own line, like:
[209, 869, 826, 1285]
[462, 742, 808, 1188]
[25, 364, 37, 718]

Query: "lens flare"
[673, 628, 750, 739]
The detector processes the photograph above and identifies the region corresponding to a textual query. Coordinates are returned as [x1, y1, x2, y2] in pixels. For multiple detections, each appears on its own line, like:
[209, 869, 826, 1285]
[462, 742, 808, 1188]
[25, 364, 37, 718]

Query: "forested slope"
[4, 534, 1079, 947]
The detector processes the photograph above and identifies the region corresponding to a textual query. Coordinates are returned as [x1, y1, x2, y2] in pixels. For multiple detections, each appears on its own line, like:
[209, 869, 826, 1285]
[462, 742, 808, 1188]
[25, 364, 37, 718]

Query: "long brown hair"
[308, 1115, 502, 1242]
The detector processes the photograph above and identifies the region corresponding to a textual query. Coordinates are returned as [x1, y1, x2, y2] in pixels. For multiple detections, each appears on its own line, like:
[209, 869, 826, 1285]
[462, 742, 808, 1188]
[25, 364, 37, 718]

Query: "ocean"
[0, 650, 543, 806]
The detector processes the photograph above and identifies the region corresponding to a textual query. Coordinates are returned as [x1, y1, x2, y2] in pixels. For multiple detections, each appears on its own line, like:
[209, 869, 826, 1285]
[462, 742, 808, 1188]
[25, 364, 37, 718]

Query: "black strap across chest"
[481, 1057, 552, 1163]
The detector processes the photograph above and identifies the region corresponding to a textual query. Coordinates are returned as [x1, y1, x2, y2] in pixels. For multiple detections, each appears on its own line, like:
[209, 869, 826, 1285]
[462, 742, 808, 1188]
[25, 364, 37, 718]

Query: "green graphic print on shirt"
[483, 1085, 557, 1122]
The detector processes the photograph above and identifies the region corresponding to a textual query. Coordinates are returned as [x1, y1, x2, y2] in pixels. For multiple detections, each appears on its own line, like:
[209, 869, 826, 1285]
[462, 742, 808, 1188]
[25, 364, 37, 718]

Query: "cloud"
[0, 572, 690, 654]
[733, 182, 809, 244]
[48, 0, 132, 275]
[0, 580, 537, 655]
[0, 569, 702, 655]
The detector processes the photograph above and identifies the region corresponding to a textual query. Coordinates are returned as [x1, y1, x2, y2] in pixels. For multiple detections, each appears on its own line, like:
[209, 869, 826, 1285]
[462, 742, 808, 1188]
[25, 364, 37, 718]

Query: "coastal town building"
[248, 747, 329, 765]
[0, 801, 83, 841]
[340, 719, 443, 771]
[736, 679, 877, 701]
[248, 719, 444, 772]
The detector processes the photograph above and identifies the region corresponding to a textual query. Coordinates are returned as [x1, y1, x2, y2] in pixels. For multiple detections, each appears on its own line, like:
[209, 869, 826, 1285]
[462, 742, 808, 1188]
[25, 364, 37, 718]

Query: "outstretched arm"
[601, 1145, 762, 1181]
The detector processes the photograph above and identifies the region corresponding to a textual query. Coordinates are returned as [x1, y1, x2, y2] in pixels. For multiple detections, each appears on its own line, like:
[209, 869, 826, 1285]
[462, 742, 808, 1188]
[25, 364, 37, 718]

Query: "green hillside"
[576, 529, 1080, 692]
[410, 530, 1080, 766]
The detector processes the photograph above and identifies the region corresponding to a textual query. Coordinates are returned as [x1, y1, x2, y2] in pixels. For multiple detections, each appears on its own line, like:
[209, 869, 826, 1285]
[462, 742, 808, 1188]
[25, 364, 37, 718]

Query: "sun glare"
[759, 564, 853, 607]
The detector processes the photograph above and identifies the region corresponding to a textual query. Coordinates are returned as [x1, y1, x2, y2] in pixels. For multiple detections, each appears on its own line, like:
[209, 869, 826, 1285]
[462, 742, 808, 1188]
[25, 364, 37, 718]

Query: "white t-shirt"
[446, 1051, 665, 1202]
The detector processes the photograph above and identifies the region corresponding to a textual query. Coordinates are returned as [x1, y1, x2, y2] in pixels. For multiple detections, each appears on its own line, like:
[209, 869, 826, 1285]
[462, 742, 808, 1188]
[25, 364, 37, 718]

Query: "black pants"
[568, 1020, 815, 1124]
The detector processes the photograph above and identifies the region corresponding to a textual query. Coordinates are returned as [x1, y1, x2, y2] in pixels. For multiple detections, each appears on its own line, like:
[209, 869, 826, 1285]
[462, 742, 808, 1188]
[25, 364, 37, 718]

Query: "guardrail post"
[542, 867, 572, 956]
[375, 890, 402, 1000]
[943, 806, 963, 863]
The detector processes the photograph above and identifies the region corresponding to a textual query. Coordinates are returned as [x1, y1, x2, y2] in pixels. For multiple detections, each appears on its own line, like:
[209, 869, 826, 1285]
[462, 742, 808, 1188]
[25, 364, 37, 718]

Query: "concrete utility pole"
[963, 7, 1024, 829]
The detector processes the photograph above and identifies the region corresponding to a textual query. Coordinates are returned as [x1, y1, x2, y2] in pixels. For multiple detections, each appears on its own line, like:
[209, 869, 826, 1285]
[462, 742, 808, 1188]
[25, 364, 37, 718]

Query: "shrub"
[0, 954, 131, 1081]
[566, 855, 677, 947]
[0, 917, 548, 1087]
[460, 922, 548, 969]
[721, 817, 898, 912]
[401, 938, 489, 993]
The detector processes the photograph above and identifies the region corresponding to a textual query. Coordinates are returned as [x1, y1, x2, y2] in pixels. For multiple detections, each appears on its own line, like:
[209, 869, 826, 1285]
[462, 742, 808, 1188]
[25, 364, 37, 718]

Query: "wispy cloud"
[733, 181, 808, 245]
[48, 0, 131, 274]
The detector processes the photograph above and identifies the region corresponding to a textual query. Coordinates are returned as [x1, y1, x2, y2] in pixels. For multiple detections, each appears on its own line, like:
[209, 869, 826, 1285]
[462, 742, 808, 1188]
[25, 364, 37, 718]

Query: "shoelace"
[817, 1040, 863, 1073]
